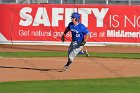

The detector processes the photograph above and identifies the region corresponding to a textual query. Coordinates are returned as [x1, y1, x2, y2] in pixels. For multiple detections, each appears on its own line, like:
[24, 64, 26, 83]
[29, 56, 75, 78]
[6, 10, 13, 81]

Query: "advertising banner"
[0, 4, 140, 45]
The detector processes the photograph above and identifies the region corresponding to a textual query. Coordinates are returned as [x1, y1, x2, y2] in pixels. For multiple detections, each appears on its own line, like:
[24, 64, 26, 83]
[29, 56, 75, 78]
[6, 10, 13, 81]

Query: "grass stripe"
[89, 52, 140, 59]
[0, 52, 139, 59]
[0, 77, 140, 93]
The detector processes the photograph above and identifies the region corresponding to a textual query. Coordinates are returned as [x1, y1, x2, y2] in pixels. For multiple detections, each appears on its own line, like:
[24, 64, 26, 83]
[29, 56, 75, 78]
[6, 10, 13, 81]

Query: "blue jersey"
[67, 22, 90, 42]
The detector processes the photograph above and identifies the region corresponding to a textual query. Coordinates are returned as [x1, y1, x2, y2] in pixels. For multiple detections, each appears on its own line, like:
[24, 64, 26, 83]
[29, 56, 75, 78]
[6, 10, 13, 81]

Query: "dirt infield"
[0, 44, 140, 82]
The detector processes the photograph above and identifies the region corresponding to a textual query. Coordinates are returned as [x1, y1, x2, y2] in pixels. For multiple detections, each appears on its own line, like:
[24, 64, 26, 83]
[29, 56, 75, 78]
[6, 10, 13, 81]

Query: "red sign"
[0, 4, 140, 44]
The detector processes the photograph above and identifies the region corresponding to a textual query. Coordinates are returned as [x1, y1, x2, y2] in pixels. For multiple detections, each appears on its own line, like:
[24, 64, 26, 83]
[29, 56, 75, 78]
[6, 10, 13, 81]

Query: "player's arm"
[84, 32, 90, 42]
[63, 28, 69, 35]
[61, 22, 72, 42]
[80, 24, 90, 46]
[61, 28, 69, 42]
[81, 32, 90, 46]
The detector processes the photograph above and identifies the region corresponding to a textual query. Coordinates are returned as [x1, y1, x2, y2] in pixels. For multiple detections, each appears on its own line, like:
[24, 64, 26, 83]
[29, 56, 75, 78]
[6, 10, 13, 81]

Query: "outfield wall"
[0, 4, 140, 46]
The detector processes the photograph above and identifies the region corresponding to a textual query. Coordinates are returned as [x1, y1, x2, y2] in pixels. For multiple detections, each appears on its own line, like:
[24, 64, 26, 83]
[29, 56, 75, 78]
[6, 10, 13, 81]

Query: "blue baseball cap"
[71, 12, 80, 21]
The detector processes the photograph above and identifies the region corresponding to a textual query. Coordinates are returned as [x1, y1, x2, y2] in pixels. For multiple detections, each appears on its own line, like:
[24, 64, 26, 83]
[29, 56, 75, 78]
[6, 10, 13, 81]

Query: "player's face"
[71, 18, 77, 24]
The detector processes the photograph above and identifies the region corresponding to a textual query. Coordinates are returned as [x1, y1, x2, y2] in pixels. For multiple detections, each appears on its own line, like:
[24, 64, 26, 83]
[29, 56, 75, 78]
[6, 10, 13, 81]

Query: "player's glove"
[80, 40, 86, 46]
[61, 34, 65, 42]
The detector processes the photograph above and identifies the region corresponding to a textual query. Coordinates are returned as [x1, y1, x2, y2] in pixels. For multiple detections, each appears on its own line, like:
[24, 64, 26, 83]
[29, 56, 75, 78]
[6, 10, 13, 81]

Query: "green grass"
[0, 52, 67, 57]
[0, 77, 140, 93]
[89, 52, 140, 59]
[0, 52, 140, 59]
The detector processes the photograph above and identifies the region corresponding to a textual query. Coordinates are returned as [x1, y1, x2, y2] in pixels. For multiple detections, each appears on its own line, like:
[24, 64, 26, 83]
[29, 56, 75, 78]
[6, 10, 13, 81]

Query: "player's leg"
[78, 50, 89, 57]
[63, 58, 72, 71]
[63, 41, 82, 71]
[69, 41, 84, 59]
[68, 43, 84, 63]
[78, 51, 85, 55]
[63, 42, 87, 71]
[76, 42, 89, 56]
[63, 42, 73, 71]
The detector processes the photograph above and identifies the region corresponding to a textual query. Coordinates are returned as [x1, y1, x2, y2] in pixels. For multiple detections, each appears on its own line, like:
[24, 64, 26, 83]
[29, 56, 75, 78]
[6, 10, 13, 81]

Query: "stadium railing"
[0, 0, 140, 5]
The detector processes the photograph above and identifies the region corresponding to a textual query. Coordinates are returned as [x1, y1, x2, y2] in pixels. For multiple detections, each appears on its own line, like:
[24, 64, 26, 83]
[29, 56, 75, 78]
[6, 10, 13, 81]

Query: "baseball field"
[0, 44, 140, 93]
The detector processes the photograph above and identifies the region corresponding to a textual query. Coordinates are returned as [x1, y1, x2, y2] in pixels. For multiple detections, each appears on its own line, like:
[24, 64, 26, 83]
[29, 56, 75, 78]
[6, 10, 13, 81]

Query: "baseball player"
[61, 12, 90, 71]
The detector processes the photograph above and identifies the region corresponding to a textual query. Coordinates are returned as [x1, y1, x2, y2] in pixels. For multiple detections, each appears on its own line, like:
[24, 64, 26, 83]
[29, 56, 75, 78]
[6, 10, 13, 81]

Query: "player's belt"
[72, 40, 82, 43]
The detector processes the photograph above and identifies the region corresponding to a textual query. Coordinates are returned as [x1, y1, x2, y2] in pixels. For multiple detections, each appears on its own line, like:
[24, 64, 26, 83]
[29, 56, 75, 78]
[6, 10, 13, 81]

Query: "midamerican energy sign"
[0, 4, 140, 45]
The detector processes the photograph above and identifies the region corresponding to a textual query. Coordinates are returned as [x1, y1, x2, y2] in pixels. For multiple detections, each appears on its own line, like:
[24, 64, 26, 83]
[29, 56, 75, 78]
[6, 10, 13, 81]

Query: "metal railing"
[0, 0, 140, 5]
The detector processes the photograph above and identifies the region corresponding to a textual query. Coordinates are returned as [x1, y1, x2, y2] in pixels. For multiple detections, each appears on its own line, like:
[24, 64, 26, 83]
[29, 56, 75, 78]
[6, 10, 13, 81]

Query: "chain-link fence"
[0, 0, 140, 5]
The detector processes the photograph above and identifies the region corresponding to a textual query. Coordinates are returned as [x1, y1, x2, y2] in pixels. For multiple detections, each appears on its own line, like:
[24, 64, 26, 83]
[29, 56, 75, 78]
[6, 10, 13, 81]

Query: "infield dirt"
[0, 45, 140, 82]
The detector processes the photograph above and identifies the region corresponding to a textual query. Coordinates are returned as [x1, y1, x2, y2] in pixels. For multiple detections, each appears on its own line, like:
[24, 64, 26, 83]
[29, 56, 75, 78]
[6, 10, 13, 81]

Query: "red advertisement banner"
[0, 4, 140, 44]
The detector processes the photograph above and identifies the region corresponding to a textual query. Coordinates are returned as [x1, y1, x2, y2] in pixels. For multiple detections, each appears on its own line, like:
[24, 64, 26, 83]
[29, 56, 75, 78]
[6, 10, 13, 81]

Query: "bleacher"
[0, 0, 140, 5]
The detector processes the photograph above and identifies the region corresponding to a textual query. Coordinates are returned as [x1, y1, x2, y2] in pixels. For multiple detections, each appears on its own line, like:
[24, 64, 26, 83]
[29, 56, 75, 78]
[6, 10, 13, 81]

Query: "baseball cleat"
[84, 50, 89, 57]
[62, 66, 69, 71]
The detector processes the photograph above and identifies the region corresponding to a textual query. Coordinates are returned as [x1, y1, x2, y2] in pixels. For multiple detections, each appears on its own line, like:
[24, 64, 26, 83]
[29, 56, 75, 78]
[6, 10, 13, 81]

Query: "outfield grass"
[0, 77, 140, 93]
[0, 52, 140, 59]
[0, 52, 139, 92]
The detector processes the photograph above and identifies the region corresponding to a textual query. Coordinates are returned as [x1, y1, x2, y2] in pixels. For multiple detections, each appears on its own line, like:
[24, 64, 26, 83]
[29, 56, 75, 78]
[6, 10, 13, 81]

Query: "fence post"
[83, 0, 85, 4]
[60, 0, 63, 4]
[16, 0, 18, 3]
[46, 0, 48, 3]
[129, 0, 131, 5]
[27, 0, 30, 3]
[106, 0, 109, 4]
